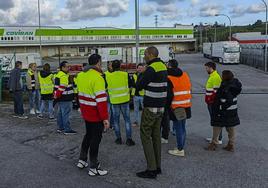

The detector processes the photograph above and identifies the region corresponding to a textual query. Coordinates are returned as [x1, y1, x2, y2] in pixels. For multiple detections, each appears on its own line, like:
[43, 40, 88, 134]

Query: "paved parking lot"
[0, 54, 267, 188]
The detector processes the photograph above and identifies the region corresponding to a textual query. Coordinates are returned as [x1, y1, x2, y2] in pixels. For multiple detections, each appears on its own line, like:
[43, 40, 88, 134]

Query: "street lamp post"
[135, 0, 140, 64]
[261, 0, 268, 72]
[38, 0, 42, 62]
[215, 14, 232, 41]
[214, 24, 217, 42]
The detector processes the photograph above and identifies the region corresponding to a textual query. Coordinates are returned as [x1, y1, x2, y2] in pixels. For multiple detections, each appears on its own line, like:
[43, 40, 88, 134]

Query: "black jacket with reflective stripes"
[136, 58, 168, 108]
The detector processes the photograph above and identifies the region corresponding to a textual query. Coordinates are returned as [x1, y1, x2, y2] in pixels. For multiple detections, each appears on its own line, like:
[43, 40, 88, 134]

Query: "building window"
[184, 35, 187, 38]
[1, 37, 3, 40]
[79, 47, 85, 52]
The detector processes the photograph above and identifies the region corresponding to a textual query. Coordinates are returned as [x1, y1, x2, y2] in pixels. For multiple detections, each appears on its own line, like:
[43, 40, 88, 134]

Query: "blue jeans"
[112, 103, 132, 139]
[28, 90, 41, 111]
[13, 91, 24, 115]
[133, 96, 143, 124]
[173, 119, 186, 150]
[40, 100, 54, 118]
[57, 101, 72, 132]
[108, 102, 114, 128]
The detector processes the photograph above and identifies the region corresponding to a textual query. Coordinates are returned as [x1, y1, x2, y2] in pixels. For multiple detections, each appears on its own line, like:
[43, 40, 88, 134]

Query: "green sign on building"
[109, 50, 119, 55]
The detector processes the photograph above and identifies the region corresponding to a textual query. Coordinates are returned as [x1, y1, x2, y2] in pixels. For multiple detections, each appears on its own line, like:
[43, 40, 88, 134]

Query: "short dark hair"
[168, 59, 178, 69]
[88, 54, 101, 65]
[15, 61, 22, 68]
[137, 63, 144, 68]
[222, 70, 234, 81]
[60, 61, 68, 69]
[112, 60, 121, 70]
[146, 46, 159, 58]
[43, 63, 50, 72]
[205, 62, 216, 70]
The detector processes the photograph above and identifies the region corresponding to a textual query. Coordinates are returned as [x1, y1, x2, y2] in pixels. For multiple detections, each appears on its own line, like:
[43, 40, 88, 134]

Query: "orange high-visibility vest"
[168, 72, 192, 109]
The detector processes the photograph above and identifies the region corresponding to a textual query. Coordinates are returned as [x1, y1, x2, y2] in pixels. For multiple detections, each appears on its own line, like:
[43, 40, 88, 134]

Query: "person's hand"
[103, 120, 110, 130]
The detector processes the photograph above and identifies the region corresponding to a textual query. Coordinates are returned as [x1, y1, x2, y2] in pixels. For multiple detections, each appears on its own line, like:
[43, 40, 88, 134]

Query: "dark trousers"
[161, 108, 170, 140]
[79, 121, 104, 168]
[13, 91, 24, 115]
[207, 104, 223, 141]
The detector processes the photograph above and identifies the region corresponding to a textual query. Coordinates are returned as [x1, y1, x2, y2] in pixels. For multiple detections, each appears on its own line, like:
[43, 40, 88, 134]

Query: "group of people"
[7, 46, 242, 179]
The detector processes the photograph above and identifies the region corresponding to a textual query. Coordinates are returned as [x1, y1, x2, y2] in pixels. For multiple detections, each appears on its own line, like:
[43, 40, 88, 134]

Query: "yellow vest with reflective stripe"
[76, 69, 105, 104]
[106, 71, 130, 104]
[131, 73, 144, 96]
[38, 72, 54, 95]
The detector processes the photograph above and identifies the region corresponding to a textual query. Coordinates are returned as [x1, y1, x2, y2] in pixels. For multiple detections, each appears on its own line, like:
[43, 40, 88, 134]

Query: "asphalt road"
[0, 54, 267, 188]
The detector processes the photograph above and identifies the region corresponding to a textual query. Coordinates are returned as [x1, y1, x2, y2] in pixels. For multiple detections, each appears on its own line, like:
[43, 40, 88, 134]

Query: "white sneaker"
[206, 138, 223, 145]
[88, 168, 108, 176]
[30, 109, 36, 115]
[168, 148, 185, 157]
[161, 138, 168, 144]
[36, 110, 41, 114]
[77, 160, 88, 169]
[206, 137, 212, 142]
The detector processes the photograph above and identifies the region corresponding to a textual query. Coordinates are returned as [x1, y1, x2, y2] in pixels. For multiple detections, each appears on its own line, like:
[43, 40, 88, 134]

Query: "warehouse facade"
[0, 25, 196, 58]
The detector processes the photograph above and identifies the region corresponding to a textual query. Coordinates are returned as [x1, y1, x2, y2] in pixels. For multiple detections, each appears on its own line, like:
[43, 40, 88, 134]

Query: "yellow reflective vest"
[38, 72, 54, 95]
[106, 71, 130, 104]
[131, 73, 144, 96]
[76, 69, 108, 122]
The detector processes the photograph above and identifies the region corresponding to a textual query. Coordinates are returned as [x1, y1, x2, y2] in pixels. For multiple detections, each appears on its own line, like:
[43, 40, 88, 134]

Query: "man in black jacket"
[8, 61, 28, 119]
[136, 46, 168, 179]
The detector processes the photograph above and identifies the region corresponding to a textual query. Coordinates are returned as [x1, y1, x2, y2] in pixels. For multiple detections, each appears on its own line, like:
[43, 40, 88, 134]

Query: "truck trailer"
[203, 41, 241, 64]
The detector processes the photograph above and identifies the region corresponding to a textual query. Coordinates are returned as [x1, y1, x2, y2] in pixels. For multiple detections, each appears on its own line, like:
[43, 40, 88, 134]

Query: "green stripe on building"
[0, 29, 4, 36]
[35, 29, 193, 36]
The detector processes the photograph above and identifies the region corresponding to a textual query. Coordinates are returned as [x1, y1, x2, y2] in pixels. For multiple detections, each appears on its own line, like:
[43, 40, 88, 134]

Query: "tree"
[253, 20, 263, 26]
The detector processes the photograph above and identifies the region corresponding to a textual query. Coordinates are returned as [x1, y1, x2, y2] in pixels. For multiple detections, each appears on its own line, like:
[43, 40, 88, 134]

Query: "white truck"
[0, 53, 42, 71]
[203, 41, 241, 64]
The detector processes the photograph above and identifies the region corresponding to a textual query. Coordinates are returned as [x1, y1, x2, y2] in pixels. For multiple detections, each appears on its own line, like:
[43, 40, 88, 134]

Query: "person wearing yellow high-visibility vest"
[54, 61, 76, 135]
[104, 61, 114, 129]
[73, 63, 88, 110]
[37, 63, 54, 119]
[106, 60, 135, 146]
[204, 62, 223, 144]
[131, 63, 145, 127]
[26, 63, 41, 115]
[76, 54, 110, 176]
[136, 46, 168, 179]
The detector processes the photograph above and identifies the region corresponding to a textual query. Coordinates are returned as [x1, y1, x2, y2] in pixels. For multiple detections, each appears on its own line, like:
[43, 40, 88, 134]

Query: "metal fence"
[240, 44, 267, 71]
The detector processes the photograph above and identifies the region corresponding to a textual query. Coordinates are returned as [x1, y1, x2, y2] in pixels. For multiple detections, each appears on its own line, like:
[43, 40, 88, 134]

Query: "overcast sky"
[0, 0, 266, 28]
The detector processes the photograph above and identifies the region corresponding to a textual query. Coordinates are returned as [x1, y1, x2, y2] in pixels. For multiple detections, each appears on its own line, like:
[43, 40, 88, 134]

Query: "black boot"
[136, 170, 157, 179]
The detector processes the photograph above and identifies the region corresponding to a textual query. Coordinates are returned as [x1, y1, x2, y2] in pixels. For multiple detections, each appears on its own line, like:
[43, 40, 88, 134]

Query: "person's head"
[29, 63, 37, 71]
[82, 63, 88, 71]
[43, 63, 50, 72]
[107, 61, 113, 72]
[15, 61, 22, 69]
[137, 63, 145, 73]
[222, 70, 234, 81]
[167, 59, 178, 69]
[144, 46, 159, 63]
[60, 61, 69, 73]
[112, 60, 121, 71]
[204, 62, 216, 74]
[88, 54, 102, 69]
